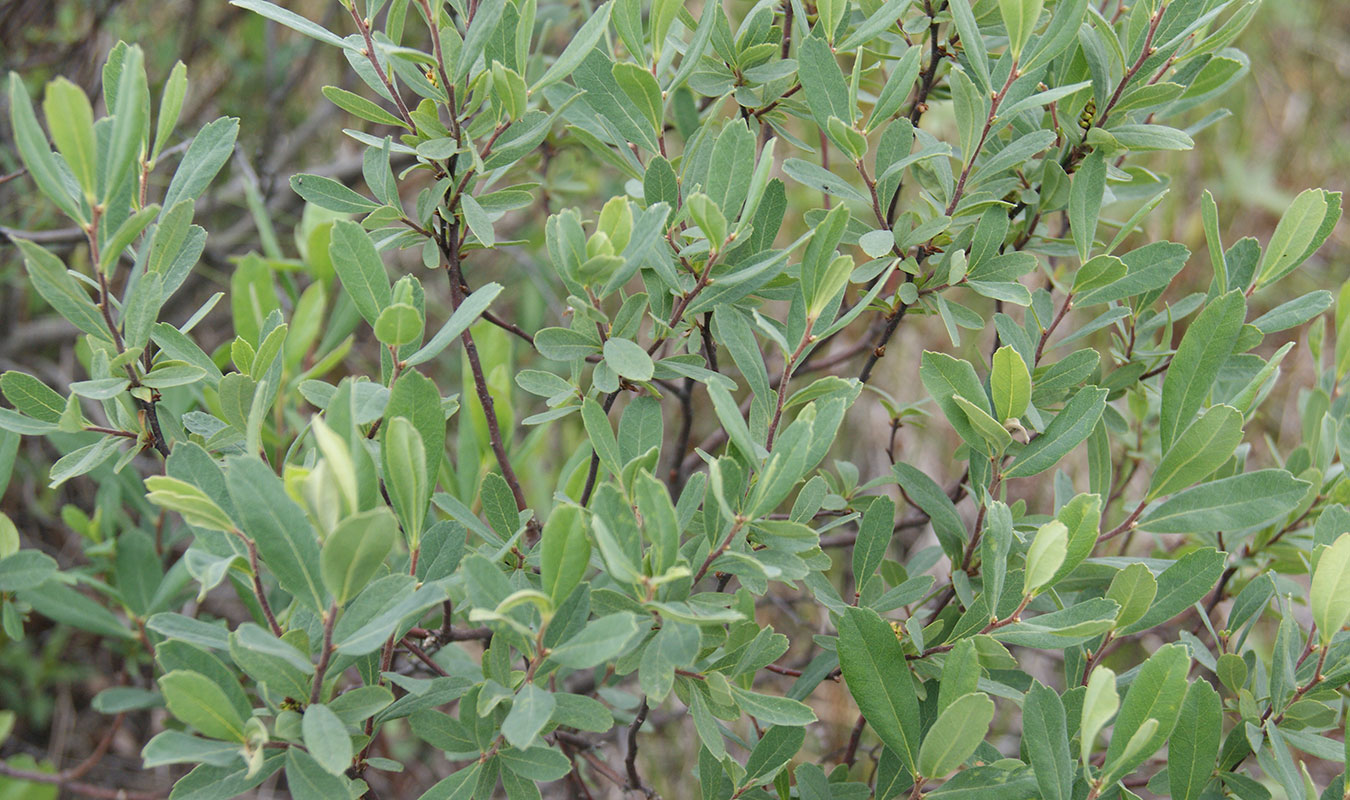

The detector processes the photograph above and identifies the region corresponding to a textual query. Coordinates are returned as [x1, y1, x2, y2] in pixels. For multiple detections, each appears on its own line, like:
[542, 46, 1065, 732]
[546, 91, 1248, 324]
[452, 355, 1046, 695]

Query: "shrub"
[1, 0, 1348, 798]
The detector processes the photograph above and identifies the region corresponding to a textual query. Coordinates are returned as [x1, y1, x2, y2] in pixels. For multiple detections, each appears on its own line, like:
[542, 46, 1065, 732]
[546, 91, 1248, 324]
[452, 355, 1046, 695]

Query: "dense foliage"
[1, 0, 1348, 797]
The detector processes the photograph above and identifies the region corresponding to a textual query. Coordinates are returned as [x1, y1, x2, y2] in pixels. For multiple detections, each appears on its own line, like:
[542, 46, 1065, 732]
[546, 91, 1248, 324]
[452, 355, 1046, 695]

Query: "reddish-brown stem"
[310, 602, 338, 705]
[765, 333, 813, 450]
[402, 637, 450, 676]
[946, 60, 1020, 217]
[347, 5, 417, 131]
[234, 531, 284, 636]
[1098, 499, 1147, 543]
[694, 518, 746, 584]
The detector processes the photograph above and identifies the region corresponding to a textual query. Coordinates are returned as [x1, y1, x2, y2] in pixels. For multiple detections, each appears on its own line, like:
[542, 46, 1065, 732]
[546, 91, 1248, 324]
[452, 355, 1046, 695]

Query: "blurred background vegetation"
[0, 0, 1346, 796]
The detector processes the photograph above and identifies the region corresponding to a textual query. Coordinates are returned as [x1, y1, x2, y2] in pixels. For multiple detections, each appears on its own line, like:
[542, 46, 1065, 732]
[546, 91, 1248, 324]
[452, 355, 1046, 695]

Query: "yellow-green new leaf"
[320, 508, 396, 604]
[998, 0, 1044, 59]
[1023, 520, 1067, 597]
[541, 505, 591, 607]
[145, 476, 237, 533]
[917, 692, 994, 779]
[1256, 188, 1338, 289]
[159, 670, 248, 742]
[991, 345, 1031, 421]
[1105, 563, 1156, 629]
[42, 77, 97, 198]
[382, 417, 428, 549]
[1080, 666, 1118, 763]
[1309, 532, 1350, 645]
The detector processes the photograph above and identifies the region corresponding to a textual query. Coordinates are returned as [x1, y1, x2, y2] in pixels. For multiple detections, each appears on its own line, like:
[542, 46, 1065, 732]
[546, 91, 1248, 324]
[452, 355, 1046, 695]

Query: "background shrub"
[1, 0, 1348, 798]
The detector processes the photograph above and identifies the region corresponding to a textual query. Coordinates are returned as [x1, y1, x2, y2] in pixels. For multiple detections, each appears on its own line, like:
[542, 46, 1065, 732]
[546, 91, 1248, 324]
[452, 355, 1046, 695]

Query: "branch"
[310, 602, 339, 705]
[0, 761, 162, 800]
[624, 698, 654, 797]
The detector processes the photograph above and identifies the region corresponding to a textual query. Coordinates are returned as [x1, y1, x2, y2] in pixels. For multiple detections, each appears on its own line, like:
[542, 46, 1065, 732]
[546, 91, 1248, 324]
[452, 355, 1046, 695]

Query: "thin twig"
[310, 602, 338, 705]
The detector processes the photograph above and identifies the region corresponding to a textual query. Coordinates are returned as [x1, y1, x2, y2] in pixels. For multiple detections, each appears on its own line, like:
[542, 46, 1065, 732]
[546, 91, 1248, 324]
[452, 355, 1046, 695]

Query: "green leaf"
[1168, 680, 1221, 800]
[852, 496, 894, 594]
[893, 462, 966, 563]
[226, 455, 326, 612]
[14, 239, 112, 341]
[836, 606, 921, 774]
[162, 116, 239, 210]
[334, 580, 448, 656]
[859, 229, 894, 258]
[100, 203, 160, 274]
[8, 72, 82, 220]
[42, 77, 97, 197]
[1079, 666, 1118, 763]
[302, 704, 354, 776]
[230, 0, 353, 49]
[498, 746, 571, 782]
[534, 327, 599, 361]
[540, 505, 590, 607]
[952, 394, 1012, 453]
[728, 686, 818, 726]
[1101, 643, 1188, 781]
[781, 158, 870, 206]
[919, 350, 990, 455]
[419, 762, 482, 800]
[145, 475, 237, 532]
[532, 1, 613, 92]
[0, 371, 65, 423]
[1159, 290, 1245, 451]
[105, 45, 148, 205]
[1105, 562, 1156, 630]
[159, 670, 248, 741]
[743, 726, 805, 787]
[841, 0, 916, 51]
[612, 62, 662, 134]
[547, 613, 639, 668]
[1138, 469, 1309, 534]
[917, 692, 994, 779]
[285, 747, 354, 800]
[460, 193, 495, 248]
[321, 508, 396, 604]
[374, 303, 424, 347]
[1068, 151, 1106, 263]
[408, 283, 503, 367]
[798, 35, 851, 129]
[456, 0, 506, 83]
[991, 345, 1031, 421]
[573, 50, 659, 154]
[150, 61, 188, 166]
[140, 731, 236, 768]
[21, 580, 133, 639]
[1256, 188, 1337, 288]
[383, 415, 430, 547]
[322, 85, 406, 128]
[1148, 404, 1243, 500]
[502, 683, 555, 750]
[328, 219, 392, 326]
[948, 66, 985, 172]
[0, 549, 57, 592]
[1023, 682, 1071, 800]
[1003, 386, 1107, 478]
[686, 192, 728, 249]
[602, 338, 654, 382]
[1023, 520, 1067, 597]
[291, 174, 379, 214]
[998, 0, 1043, 60]
[1309, 532, 1350, 646]
[1119, 547, 1226, 636]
